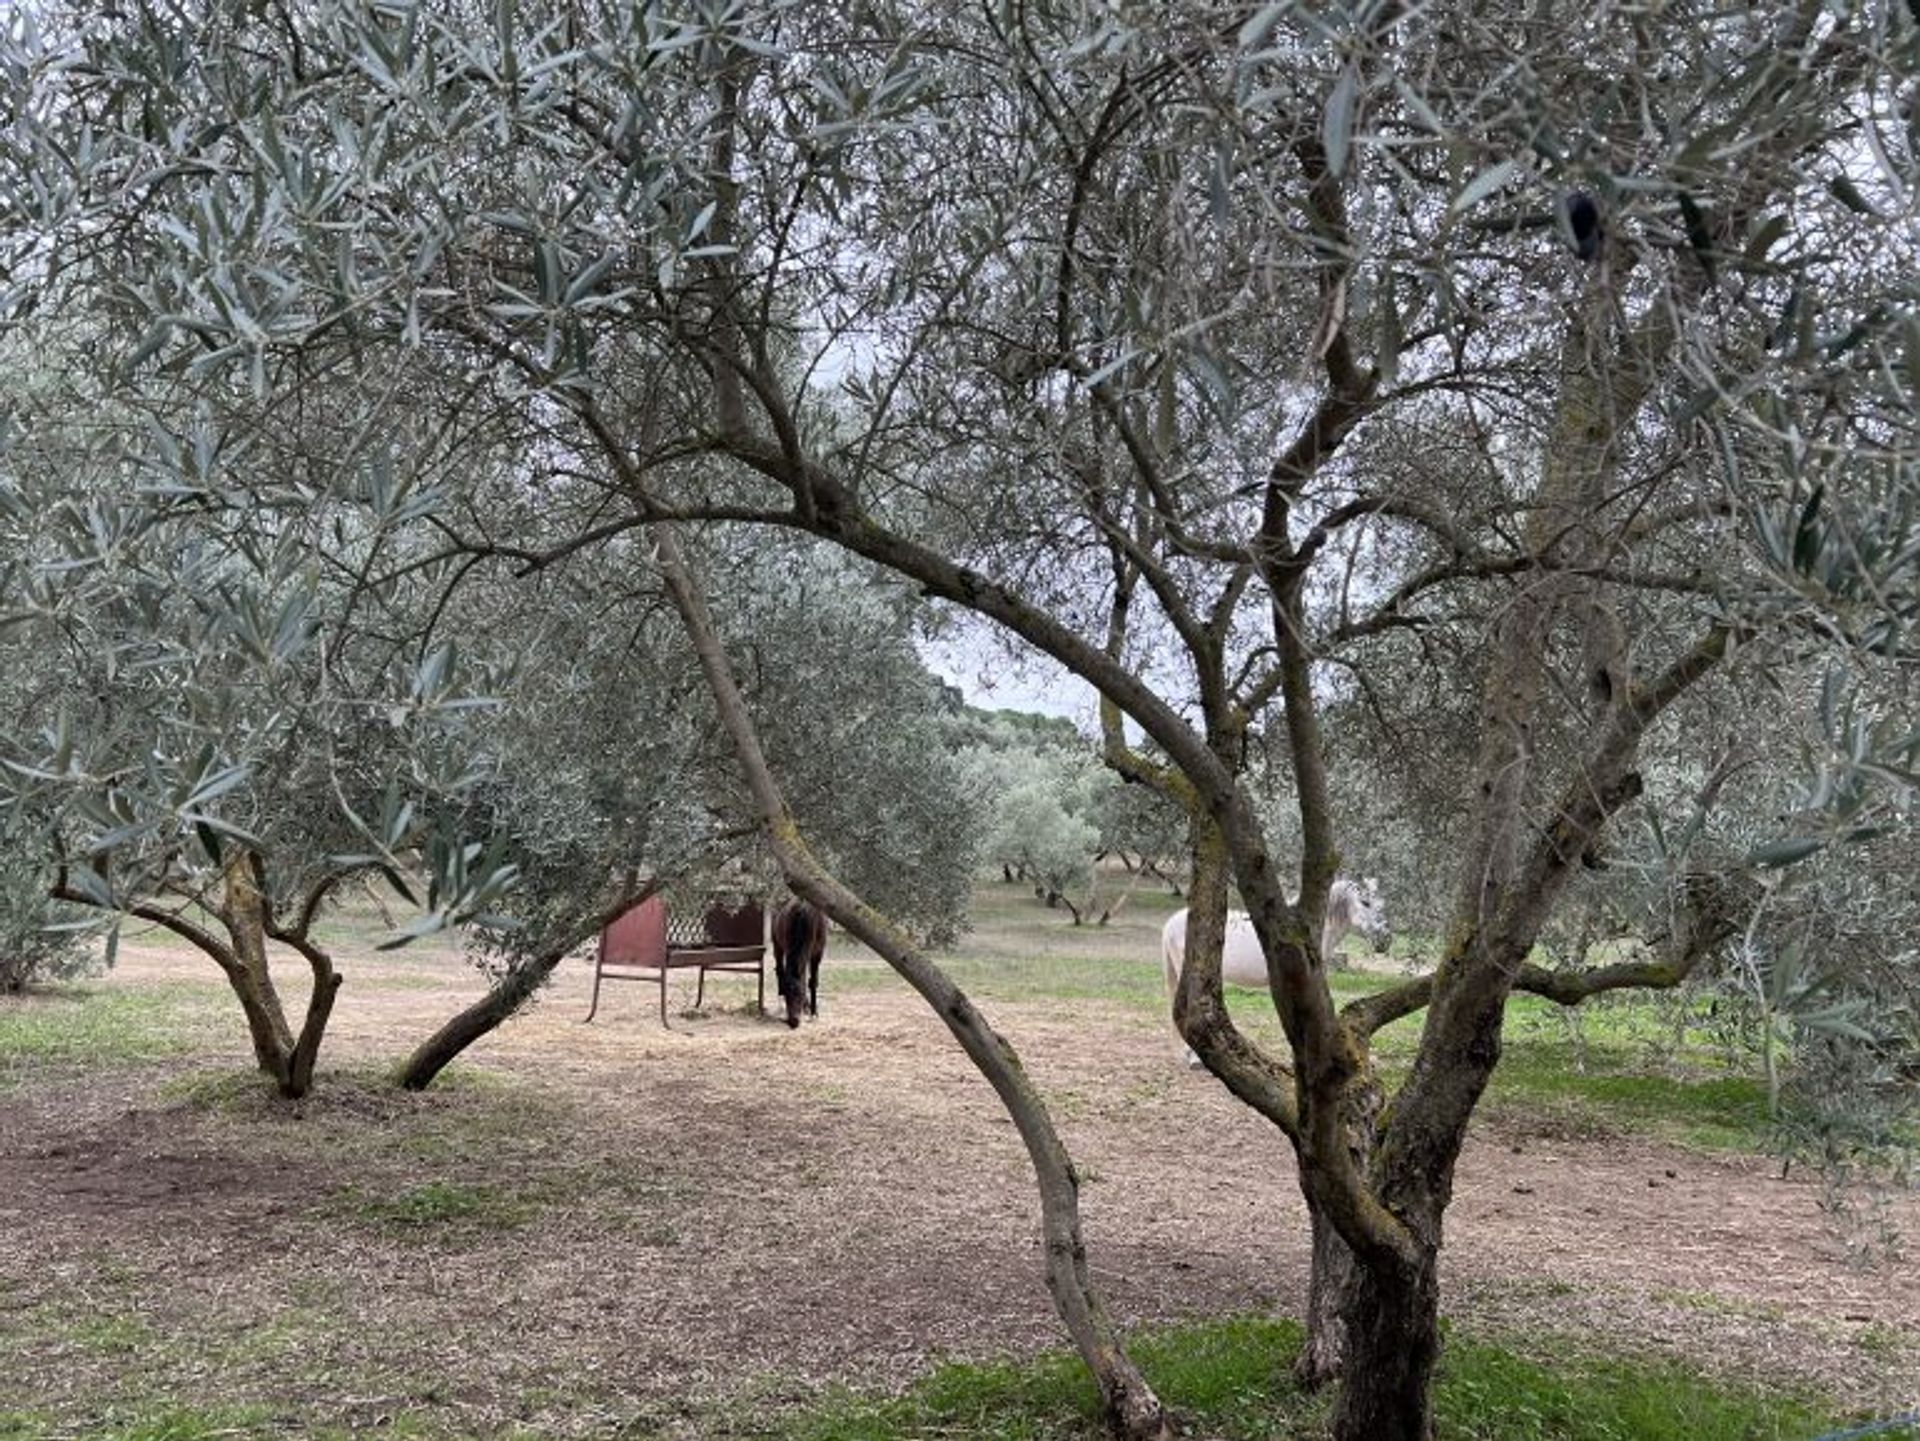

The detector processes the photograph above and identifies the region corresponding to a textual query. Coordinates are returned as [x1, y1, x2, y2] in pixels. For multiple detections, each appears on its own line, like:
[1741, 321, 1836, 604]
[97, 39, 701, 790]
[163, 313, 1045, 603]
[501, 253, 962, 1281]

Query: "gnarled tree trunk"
[1328, 1245, 1443, 1441]
[218, 850, 298, 1082]
[398, 953, 558, 1090]
[1296, 1202, 1358, 1390]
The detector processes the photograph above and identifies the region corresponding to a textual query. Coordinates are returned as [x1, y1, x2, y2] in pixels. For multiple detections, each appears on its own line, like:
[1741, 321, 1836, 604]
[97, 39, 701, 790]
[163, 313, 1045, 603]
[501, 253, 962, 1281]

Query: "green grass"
[784, 1315, 1855, 1441]
[325, 1177, 538, 1234]
[0, 1408, 530, 1441]
[850, 883, 1783, 1153]
[64, 1313, 155, 1356]
[1433, 1338, 1842, 1441]
[0, 982, 226, 1090]
[1484, 1047, 1770, 1149]
[0, 1405, 279, 1441]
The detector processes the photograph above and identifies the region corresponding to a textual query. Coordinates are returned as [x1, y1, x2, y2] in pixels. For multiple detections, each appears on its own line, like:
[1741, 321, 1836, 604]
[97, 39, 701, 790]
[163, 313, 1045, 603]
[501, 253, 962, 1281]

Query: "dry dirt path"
[2, 938, 1915, 1436]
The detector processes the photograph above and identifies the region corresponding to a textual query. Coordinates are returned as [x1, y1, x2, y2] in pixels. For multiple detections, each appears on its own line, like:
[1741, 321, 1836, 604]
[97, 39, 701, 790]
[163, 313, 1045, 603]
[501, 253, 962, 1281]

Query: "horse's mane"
[1325, 876, 1357, 930]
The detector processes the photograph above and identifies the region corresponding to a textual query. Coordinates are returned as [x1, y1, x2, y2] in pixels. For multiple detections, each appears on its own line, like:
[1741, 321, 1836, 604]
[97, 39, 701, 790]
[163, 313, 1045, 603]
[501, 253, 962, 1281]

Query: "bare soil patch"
[1, 932, 1914, 1437]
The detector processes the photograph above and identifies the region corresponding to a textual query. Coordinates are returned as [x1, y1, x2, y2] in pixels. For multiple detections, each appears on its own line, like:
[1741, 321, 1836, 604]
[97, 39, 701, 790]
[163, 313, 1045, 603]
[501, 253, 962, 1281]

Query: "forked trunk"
[1328, 1246, 1442, 1441]
[220, 852, 297, 1085]
[218, 851, 343, 1100]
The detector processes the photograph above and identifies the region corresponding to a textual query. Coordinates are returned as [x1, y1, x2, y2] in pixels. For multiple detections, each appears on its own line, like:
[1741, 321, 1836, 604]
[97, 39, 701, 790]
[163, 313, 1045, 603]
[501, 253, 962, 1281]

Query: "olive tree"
[0, 812, 90, 993]
[401, 530, 983, 1086]
[961, 725, 1181, 922]
[0, 378, 523, 1096]
[10, 3, 1919, 1437]
[963, 730, 1101, 904]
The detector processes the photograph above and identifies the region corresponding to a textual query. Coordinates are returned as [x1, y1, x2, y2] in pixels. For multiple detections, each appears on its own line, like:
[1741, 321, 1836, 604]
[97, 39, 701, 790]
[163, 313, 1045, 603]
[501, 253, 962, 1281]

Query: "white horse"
[1160, 877, 1389, 1066]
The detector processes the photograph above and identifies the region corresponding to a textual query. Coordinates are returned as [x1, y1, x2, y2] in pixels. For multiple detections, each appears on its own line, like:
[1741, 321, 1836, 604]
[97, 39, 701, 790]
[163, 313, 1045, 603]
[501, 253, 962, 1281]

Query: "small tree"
[401, 534, 983, 1085]
[0, 382, 517, 1097]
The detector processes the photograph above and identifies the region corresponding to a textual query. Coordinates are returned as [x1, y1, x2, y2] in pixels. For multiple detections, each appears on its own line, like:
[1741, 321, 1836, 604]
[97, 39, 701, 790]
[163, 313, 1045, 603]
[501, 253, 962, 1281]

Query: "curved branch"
[52, 877, 242, 981]
[652, 522, 1174, 1440]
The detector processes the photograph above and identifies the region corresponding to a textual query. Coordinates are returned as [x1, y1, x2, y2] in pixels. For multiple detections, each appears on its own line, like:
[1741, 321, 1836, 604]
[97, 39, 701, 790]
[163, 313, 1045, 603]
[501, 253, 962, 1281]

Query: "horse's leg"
[1320, 915, 1348, 971]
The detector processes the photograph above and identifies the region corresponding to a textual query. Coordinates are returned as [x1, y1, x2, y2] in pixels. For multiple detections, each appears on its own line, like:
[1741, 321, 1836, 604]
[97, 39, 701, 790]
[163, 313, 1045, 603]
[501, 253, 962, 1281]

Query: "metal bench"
[582, 896, 767, 1027]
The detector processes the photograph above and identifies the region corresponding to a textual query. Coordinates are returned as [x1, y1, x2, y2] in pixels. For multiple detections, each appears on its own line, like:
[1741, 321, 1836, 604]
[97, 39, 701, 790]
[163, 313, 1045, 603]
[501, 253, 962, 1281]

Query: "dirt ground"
[2, 934, 1917, 1437]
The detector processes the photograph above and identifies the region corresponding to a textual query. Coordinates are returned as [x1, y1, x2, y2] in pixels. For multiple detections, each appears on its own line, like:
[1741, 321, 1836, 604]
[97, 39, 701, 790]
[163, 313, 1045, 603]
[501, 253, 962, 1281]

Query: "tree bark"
[219, 851, 299, 1088]
[1294, 1062, 1387, 1388]
[398, 886, 653, 1090]
[1297, 1205, 1358, 1388]
[653, 527, 1174, 1441]
[1328, 1246, 1442, 1441]
[282, 951, 340, 1099]
[399, 953, 557, 1090]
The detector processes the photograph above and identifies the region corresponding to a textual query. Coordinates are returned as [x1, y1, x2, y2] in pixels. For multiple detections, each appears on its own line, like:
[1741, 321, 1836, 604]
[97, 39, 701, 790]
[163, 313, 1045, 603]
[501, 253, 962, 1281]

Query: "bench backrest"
[704, 902, 763, 949]
[600, 896, 669, 968]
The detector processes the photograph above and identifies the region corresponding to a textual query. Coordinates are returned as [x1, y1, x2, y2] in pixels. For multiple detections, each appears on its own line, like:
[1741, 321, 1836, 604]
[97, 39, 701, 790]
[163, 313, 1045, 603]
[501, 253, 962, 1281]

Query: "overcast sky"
[919, 626, 1098, 728]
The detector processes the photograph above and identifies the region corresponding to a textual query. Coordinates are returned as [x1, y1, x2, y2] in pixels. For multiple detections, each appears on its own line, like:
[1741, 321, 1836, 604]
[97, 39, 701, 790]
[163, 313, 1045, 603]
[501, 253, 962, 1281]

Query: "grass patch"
[847, 885, 1780, 1152]
[783, 1315, 1848, 1441]
[156, 1067, 283, 1111]
[161, 1067, 680, 1244]
[65, 1314, 155, 1356]
[1484, 1047, 1771, 1151]
[0, 982, 226, 1091]
[1436, 1337, 1836, 1441]
[0, 1408, 505, 1441]
[324, 1177, 537, 1235]
[83, 1406, 278, 1441]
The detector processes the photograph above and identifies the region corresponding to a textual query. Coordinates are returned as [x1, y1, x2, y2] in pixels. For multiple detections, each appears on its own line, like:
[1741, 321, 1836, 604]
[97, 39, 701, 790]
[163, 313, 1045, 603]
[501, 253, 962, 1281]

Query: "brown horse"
[772, 899, 827, 1029]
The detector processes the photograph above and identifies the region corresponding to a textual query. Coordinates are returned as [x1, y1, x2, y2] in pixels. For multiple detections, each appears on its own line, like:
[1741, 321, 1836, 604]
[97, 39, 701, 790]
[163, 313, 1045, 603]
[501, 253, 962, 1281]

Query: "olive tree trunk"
[1327, 1246, 1444, 1441]
[1292, 1068, 1386, 1390]
[397, 952, 559, 1090]
[397, 885, 651, 1090]
[217, 849, 298, 1078]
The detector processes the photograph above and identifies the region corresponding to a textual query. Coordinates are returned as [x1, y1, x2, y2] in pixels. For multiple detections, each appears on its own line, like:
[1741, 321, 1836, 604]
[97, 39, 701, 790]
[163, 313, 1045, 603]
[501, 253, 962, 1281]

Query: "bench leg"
[583, 962, 603, 1024]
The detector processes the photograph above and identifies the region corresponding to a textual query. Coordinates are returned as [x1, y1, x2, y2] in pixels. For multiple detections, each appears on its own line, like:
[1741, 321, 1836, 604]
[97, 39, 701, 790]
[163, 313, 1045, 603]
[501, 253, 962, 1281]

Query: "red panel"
[599, 896, 668, 968]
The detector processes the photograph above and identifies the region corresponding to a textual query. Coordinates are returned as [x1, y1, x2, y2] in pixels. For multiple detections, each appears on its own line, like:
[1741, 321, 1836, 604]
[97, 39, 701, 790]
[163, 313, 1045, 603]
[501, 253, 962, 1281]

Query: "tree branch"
[650, 521, 1173, 1439]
